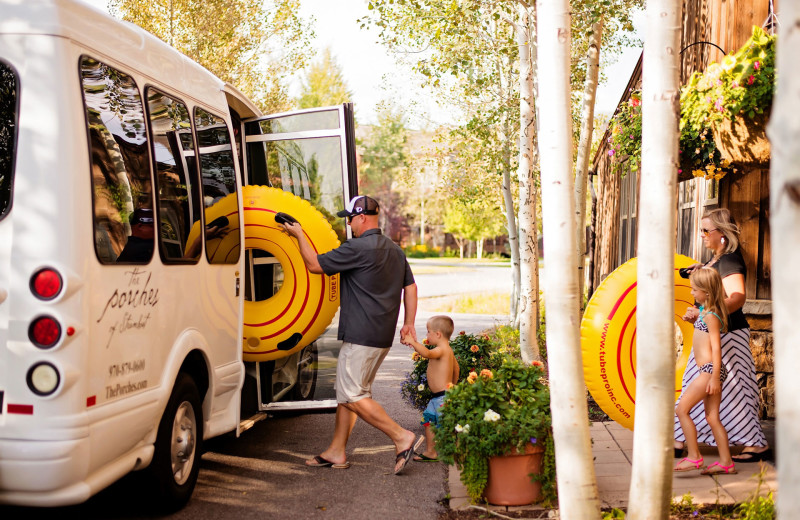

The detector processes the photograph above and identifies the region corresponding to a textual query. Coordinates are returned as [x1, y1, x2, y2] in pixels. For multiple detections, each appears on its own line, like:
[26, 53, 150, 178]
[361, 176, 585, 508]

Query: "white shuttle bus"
[0, 0, 357, 510]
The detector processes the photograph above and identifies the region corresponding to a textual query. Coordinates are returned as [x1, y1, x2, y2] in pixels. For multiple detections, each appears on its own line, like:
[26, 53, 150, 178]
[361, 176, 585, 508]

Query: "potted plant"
[434, 357, 556, 505]
[608, 88, 734, 182]
[400, 328, 517, 411]
[608, 89, 642, 177]
[681, 25, 776, 167]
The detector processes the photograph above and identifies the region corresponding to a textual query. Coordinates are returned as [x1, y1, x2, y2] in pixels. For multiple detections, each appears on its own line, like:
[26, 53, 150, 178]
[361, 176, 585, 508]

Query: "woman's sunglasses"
[700, 228, 718, 236]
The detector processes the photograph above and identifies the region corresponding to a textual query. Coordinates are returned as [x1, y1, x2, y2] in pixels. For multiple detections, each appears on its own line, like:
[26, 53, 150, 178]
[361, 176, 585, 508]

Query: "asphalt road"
[1, 261, 511, 520]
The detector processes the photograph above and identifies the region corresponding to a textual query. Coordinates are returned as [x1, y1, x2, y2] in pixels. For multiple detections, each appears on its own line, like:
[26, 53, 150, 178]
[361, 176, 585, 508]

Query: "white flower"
[417, 384, 425, 392]
[483, 409, 501, 422]
[455, 424, 464, 433]
[463, 424, 470, 433]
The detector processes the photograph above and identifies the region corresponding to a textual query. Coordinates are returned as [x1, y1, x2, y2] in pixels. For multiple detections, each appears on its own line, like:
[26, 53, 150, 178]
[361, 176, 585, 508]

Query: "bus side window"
[194, 107, 240, 264]
[145, 88, 202, 263]
[0, 60, 18, 221]
[80, 56, 154, 264]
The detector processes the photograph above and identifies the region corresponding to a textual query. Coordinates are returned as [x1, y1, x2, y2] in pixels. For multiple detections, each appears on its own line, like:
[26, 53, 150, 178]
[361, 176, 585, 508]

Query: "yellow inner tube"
[580, 254, 697, 430]
[240, 186, 340, 362]
[187, 186, 340, 362]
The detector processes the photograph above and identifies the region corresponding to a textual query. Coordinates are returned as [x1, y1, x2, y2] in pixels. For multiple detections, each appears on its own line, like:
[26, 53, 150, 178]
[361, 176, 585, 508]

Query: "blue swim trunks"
[422, 391, 446, 427]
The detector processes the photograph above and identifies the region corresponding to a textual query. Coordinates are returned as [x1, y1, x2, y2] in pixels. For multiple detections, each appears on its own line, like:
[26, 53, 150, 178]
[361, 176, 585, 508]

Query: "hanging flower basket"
[712, 112, 771, 167]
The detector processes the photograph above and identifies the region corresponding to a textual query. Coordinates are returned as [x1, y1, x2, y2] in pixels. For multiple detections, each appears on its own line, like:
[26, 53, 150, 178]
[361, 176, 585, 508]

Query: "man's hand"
[400, 323, 417, 343]
[282, 221, 303, 238]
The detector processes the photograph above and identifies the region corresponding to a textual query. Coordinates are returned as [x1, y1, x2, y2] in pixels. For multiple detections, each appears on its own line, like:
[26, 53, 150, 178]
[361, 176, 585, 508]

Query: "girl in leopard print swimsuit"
[674, 268, 737, 475]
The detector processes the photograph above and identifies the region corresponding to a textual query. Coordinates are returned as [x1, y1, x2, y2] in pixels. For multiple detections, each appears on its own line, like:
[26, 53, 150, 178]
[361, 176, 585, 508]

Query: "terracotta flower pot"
[712, 112, 771, 167]
[482, 444, 545, 506]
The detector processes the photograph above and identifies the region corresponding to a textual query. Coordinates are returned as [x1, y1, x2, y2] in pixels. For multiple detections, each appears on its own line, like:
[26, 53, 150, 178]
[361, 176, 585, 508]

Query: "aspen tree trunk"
[517, 3, 540, 362]
[536, 1, 600, 516]
[574, 19, 603, 310]
[627, 1, 681, 518]
[767, 8, 800, 517]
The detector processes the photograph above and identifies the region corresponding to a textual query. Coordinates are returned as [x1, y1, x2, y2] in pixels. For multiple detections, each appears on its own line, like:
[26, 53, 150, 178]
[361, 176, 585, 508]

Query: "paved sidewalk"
[449, 421, 777, 513]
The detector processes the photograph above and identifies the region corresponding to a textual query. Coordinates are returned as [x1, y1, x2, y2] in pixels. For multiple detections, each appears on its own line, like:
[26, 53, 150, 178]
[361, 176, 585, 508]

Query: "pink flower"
[748, 75, 755, 85]
[754, 61, 761, 71]
[678, 169, 683, 174]
[732, 81, 739, 88]
[630, 98, 641, 107]
[608, 149, 615, 157]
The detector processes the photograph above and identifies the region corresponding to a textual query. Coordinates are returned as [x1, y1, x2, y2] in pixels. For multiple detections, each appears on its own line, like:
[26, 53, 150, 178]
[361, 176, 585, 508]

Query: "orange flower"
[467, 371, 478, 383]
[446, 382, 454, 390]
[412, 352, 420, 361]
[480, 369, 493, 379]
[422, 338, 429, 345]
[532, 360, 544, 367]
[470, 345, 479, 352]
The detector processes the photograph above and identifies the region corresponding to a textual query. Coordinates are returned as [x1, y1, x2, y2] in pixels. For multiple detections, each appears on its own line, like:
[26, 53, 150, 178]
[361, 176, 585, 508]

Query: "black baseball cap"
[336, 196, 380, 218]
[130, 208, 154, 226]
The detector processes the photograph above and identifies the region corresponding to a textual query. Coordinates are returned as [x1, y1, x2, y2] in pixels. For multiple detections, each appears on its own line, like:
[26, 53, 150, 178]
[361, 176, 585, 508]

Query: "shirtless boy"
[401, 315, 459, 461]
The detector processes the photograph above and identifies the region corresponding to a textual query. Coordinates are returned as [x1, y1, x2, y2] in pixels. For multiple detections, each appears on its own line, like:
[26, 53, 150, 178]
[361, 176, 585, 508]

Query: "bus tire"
[290, 342, 318, 401]
[150, 372, 203, 511]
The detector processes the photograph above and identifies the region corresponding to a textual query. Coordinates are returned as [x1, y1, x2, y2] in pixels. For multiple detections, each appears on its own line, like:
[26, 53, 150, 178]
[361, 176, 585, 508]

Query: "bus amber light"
[29, 316, 62, 349]
[30, 268, 63, 300]
[27, 362, 60, 396]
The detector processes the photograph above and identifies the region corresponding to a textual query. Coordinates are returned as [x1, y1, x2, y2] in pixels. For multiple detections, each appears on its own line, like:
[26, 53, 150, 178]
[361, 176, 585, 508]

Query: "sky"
[80, 0, 643, 128]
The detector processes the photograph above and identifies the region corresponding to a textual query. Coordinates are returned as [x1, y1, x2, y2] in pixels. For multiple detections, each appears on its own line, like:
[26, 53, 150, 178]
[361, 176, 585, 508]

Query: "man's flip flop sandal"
[413, 453, 439, 462]
[306, 455, 351, 469]
[394, 436, 424, 475]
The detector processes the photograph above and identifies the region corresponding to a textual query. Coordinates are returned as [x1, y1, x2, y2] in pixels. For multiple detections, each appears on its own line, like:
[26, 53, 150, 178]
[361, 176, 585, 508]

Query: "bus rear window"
[80, 56, 154, 264]
[0, 60, 18, 220]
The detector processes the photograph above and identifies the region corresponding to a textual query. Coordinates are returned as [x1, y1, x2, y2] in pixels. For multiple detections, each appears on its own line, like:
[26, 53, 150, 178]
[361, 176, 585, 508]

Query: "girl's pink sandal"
[674, 457, 705, 472]
[701, 461, 737, 475]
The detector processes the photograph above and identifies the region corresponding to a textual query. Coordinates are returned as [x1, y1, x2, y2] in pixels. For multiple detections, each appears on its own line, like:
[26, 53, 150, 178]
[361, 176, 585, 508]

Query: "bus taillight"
[31, 268, 63, 300]
[29, 316, 61, 349]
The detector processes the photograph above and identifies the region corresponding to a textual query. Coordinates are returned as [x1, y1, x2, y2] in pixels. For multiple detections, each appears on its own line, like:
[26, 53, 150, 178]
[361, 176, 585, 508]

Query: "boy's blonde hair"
[689, 268, 729, 333]
[428, 315, 454, 340]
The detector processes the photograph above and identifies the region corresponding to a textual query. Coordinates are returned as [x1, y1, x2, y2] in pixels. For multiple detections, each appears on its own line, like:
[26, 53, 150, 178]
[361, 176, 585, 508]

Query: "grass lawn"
[419, 291, 511, 315]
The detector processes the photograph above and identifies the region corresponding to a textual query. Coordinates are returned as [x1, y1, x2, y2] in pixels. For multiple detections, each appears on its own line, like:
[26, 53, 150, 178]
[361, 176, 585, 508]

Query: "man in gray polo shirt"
[283, 195, 422, 475]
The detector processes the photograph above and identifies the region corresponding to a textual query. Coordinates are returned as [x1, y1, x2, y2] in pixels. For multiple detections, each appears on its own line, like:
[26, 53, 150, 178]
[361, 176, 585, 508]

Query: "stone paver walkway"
[449, 420, 777, 514]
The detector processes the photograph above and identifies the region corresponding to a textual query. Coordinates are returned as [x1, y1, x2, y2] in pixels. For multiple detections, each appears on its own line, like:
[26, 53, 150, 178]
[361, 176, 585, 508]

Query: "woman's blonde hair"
[690, 268, 728, 333]
[428, 315, 454, 340]
[702, 208, 739, 254]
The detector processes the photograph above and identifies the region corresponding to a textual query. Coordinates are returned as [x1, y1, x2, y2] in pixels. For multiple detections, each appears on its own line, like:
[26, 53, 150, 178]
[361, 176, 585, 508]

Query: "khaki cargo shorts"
[336, 342, 389, 403]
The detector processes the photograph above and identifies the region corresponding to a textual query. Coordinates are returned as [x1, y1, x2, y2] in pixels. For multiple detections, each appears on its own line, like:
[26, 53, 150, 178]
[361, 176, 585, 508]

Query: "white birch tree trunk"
[536, 1, 600, 516]
[574, 19, 603, 310]
[516, 3, 540, 362]
[627, 1, 681, 518]
[768, 7, 800, 517]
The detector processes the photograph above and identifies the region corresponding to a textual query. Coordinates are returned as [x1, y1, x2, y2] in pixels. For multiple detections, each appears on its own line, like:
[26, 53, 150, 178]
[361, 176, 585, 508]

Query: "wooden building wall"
[590, 0, 776, 296]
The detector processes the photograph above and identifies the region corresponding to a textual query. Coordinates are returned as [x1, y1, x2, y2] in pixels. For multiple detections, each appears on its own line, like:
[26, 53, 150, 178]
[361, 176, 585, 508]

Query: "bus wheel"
[150, 372, 203, 511]
[290, 342, 317, 400]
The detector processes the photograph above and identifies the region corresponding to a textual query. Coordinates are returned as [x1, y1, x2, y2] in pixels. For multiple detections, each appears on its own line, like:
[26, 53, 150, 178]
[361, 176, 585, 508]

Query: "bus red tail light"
[29, 316, 62, 349]
[31, 268, 63, 300]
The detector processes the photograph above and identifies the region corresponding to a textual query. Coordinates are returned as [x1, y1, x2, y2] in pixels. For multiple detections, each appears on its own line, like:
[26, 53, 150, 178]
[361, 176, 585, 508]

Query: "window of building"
[145, 88, 202, 263]
[194, 107, 240, 264]
[676, 176, 719, 262]
[0, 60, 18, 221]
[618, 165, 638, 265]
[81, 56, 153, 264]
